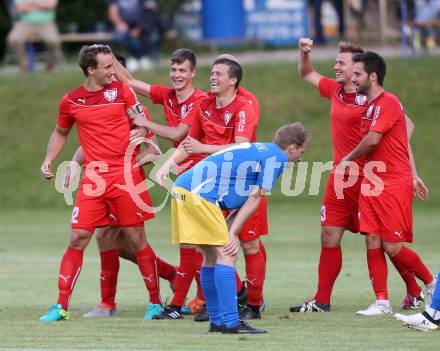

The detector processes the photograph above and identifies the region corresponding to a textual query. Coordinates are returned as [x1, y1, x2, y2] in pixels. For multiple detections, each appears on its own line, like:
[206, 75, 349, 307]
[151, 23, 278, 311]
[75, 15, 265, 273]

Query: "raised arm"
[298, 37, 322, 88]
[112, 54, 152, 98]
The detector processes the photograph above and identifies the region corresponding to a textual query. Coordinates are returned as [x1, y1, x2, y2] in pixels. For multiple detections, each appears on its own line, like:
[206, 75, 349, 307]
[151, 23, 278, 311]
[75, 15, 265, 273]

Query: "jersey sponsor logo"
[168, 98, 173, 108]
[224, 111, 232, 125]
[394, 230, 402, 238]
[355, 94, 367, 106]
[77, 98, 86, 104]
[372, 106, 381, 126]
[237, 110, 246, 132]
[204, 110, 212, 117]
[104, 88, 118, 102]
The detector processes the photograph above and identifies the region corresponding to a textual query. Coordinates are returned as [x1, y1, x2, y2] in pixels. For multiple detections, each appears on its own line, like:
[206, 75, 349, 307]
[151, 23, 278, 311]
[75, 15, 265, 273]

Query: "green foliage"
[0, 57, 439, 209]
[0, 206, 439, 349]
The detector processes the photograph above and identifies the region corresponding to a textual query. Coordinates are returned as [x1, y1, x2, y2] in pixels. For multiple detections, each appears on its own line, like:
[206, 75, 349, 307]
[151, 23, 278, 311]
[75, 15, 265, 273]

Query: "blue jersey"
[174, 142, 288, 209]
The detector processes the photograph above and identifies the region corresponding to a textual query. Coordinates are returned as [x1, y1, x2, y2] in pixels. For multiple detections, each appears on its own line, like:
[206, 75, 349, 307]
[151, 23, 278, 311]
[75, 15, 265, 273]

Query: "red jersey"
[319, 77, 368, 173]
[207, 87, 260, 117]
[150, 85, 207, 148]
[237, 87, 260, 118]
[361, 91, 412, 186]
[57, 81, 146, 177]
[189, 95, 258, 145]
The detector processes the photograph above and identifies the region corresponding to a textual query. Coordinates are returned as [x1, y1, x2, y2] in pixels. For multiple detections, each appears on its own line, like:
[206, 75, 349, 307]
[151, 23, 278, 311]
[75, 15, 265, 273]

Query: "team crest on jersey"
[181, 103, 193, 119]
[224, 111, 232, 125]
[104, 88, 118, 102]
[355, 94, 367, 106]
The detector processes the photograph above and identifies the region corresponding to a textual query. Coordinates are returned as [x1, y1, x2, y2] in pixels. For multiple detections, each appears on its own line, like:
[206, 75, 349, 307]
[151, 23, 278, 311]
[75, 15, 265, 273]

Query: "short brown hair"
[273, 122, 311, 149]
[212, 58, 242, 89]
[78, 44, 112, 76]
[338, 41, 364, 54]
[170, 48, 197, 70]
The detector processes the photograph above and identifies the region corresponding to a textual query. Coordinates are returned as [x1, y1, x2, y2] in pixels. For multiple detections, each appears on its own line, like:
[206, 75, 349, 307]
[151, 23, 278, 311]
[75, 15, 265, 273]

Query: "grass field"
[0, 204, 438, 350]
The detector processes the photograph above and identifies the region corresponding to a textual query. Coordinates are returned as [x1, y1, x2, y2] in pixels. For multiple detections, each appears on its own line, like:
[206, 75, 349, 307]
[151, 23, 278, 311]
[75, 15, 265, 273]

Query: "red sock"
[236, 272, 243, 292]
[136, 244, 161, 304]
[194, 251, 205, 301]
[156, 256, 176, 283]
[100, 249, 119, 309]
[392, 247, 433, 285]
[171, 248, 197, 306]
[245, 251, 266, 306]
[367, 248, 388, 300]
[57, 247, 84, 310]
[313, 246, 342, 305]
[259, 240, 267, 263]
[389, 255, 422, 296]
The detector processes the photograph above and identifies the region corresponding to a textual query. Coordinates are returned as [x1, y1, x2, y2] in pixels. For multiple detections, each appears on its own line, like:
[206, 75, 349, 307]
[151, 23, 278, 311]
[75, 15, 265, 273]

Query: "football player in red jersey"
[153, 56, 267, 320]
[290, 38, 427, 313]
[63, 53, 176, 318]
[39, 45, 166, 322]
[343, 51, 435, 316]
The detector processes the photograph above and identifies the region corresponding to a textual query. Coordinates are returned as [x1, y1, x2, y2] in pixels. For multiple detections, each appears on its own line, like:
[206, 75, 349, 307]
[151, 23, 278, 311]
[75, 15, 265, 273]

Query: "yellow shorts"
[171, 186, 229, 246]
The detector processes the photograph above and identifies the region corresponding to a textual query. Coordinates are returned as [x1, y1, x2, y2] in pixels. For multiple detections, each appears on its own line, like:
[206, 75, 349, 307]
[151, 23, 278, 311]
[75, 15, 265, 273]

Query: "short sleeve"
[318, 77, 340, 99]
[150, 85, 172, 105]
[122, 83, 138, 109]
[370, 99, 401, 134]
[57, 96, 75, 129]
[234, 103, 258, 140]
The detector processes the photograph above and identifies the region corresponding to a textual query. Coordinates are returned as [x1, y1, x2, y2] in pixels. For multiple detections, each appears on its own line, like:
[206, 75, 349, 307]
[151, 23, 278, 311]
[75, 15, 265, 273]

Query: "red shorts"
[71, 171, 154, 232]
[223, 196, 268, 242]
[359, 183, 413, 243]
[321, 173, 362, 233]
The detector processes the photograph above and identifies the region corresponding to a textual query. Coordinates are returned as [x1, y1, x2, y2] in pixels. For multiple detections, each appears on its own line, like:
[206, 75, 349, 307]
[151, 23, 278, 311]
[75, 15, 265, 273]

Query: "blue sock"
[200, 266, 222, 326]
[214, 264, 239, 328]
[430, 272, 440, 311]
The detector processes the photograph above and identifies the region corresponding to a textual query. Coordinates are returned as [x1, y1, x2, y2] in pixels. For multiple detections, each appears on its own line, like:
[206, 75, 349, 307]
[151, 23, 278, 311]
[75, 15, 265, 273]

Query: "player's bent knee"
[364, 233, 381, 249]
[382, 241, 402, 257]
[69, 229, 93, 249]
[320, 226, 344, 247]
[96, 226, 121, 251]
[240, 239, 260, 255]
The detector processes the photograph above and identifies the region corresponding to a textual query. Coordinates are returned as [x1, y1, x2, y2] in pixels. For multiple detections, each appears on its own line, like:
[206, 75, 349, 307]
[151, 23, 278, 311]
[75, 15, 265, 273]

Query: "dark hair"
[78, 45, 112, 77]
[170, 48, 197, 70]
[352, 51, 387, 86]
[113, 52, 126, 68]
[338, 41, 364, 54]
[273, 122, 311, 149]
[212, 58, 243, 89]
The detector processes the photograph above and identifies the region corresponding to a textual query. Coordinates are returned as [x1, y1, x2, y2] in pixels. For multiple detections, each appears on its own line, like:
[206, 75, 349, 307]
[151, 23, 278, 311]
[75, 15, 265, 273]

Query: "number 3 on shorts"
[71, 207, 79, 224]
[320, 205, 326, 222]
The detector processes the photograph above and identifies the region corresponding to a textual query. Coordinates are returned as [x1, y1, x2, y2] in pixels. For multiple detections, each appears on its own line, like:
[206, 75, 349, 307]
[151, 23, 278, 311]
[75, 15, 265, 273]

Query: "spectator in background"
[413, 0, 440, 50]
[109, 0, 163, 71]
[7, 0, 61, 73]
[311, 0, 345, 45]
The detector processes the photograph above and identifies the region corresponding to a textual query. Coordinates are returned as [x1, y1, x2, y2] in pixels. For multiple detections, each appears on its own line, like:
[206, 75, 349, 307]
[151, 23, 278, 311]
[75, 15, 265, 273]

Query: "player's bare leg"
[40, 229, 93, 322]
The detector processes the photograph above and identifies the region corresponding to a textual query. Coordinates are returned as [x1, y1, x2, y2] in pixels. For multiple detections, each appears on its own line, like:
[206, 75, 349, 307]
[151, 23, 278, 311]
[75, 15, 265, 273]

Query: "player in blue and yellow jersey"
[159, 122, 311, 334]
